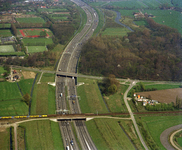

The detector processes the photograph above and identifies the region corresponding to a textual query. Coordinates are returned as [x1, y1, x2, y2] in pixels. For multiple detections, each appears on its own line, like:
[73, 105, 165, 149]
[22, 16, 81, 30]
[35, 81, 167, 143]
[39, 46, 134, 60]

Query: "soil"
[136, 88, 182, 103]
[22, 71, 36, 79]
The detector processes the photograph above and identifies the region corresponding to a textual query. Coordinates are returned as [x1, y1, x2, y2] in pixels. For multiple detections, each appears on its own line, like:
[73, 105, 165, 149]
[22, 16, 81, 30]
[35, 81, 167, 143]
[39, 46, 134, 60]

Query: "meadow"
[0, 128, 10, 150]
[0, 100, 28, 116]
[77, 78, 108, 114]
[21, 120, 64, 150]
[22, 38, 53, 46]
[0, 52, 25, 56]
[102, 27, 130, 36]
[0, 66, 6, 78]
[18, 79, 34, 95]
[52, 16, 68, 20]
[86, 118, 136, 150]
[15, 17, 45, 23]
[31, 73, 56, 115]
[0, 82, 21, 100]
[0, 45, 15, 53]
[27, 46, 47, 53]
[38, 8, 67, 13]
[140, 115, 182, 149]
[0, 30, 12, 37]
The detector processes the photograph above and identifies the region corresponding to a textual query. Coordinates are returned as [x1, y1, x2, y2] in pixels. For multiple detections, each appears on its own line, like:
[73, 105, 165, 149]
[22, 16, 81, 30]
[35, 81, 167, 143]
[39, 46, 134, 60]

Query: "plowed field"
[136, 88, 182, 103]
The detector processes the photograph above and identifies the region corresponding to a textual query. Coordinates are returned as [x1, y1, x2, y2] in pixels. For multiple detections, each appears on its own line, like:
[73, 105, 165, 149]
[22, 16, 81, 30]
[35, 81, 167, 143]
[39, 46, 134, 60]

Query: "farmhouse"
[133, 12, 144, 18]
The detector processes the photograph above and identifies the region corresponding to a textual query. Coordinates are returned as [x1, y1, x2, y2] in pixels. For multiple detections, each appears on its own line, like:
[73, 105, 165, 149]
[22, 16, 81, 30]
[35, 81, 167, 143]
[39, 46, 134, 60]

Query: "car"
[59, 69, 61, 71]
[60, 93, 63, 97]
[66, 146, 69, 150]
[70, 140, 73, 145]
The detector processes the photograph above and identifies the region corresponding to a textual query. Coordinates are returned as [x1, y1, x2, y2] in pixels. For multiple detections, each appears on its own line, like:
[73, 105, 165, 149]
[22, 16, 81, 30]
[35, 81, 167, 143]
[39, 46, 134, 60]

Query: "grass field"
[0, 100, 28, 116]
[144, 83, 181, 90]
[21, 120, 64, 150]
[16, 17, 45, 23]
[0, 52, 25, 56]
[0, 66, 6, 77]
[172, 0, 182, 8]
[38, 8, 68, 13]
[52, 16, 68, 20]
[0, 128, 10, 150]
[18, 79, 34, 95]
[86, 118, 136, 150]
[0, 82, 22, 100]
[140, 115, 182, 149]
[102, 27, 130, 36]
[27, 46, 47, 53]
[31, 73, 56, 115]
[0, 24, 11, 28]
[0, 30, 12, 37]
[106, 1, 147, 8]
[177, 137, 182, 147]
[104, 84, 129, 112]
[0, 45, 15, 53]
[77, 78, 108, 114]
[22, 38, 53, 46]
[141, 9, 182, 34]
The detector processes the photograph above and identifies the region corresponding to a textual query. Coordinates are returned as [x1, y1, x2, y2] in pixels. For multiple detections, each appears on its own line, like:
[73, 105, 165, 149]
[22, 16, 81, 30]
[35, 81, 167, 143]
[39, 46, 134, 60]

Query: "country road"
[123, 80, 149, 150]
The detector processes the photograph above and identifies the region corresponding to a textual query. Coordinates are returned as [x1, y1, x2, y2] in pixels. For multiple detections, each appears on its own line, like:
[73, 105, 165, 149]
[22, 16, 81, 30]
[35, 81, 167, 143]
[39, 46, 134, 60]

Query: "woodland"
[79, 18, 182, 81]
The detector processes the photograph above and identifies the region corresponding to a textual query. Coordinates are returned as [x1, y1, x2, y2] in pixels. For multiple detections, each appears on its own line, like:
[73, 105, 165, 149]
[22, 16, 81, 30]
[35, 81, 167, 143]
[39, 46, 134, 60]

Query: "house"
[13, 70, 17, 74]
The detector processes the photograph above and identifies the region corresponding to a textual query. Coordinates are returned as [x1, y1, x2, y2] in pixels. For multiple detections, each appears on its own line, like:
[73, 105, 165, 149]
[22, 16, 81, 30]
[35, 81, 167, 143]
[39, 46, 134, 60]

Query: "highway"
[55, 0, 98, 149]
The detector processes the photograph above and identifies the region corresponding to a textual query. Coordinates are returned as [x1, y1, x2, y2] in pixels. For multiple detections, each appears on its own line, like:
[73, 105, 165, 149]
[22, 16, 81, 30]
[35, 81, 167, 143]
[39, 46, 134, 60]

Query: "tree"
[108, 84, 117, 94]
[176, 96, 182, 109]
[22, 93, 31, 106]
[11, 23, 17, 36]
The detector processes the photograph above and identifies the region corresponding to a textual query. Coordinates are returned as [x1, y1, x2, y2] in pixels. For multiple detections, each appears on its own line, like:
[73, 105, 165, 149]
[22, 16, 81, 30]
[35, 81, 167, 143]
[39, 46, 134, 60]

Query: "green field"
[0, 128, 10, 150]
[27, 46, 47, 53]
[134, 20, 148, 26]
[21, 120, 64, 150]
[0, 66, 6, 76]
[0, 24, 11, 28]
[0, 82, 21, 100]
[0, 100, 28, 116]
[177, 136, 182, 147]
[31, 73, 56, 115]
[0, 45, 15, 53]
[22, 38, 53, 46]
[0, 30, 12, 37]
[119, 9, 139, 17]
[86, 118, 136, 150]
[77, 78, 108, 114]
[52, 17, 68, 20]
[173, 0, 182, 8]
[102, 27, 130, 36]
[106, 1, 147, 8]
[140, 115, 182, 149]
[142, 10, 182, 34]
[38, 8, 68, 13]
[0, 52, 25, 56]
[144, 83, 181, 90]
[16, 17, 45, 23]
[18, 79, 34, 95]
[104, 84, 128, 112]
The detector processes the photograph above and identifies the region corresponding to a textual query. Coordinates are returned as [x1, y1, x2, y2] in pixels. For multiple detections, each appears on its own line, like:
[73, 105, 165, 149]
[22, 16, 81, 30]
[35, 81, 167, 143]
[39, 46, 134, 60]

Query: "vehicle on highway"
[66, 146, 69, 150]
[59, 69, 61, 71]
[70, 140, 74, 145]
[60, 93, 63, 97]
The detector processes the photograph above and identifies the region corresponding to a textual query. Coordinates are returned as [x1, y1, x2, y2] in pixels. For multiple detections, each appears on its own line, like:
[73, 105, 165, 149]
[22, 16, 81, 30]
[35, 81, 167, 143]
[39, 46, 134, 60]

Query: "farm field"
[0, 24, 11, 28]
[0, 30, 12, 37]
[140, 115, 182, 149]
[15, 17, 45, 23]
[102, 27, 130, 36]
[0, 100, 28, 116]
[0, 45, 15, 53]
[31, 73, 56, 115]
[86, 118, 136, 150]
[27, 46, 47, 53]
[21, 120, 64, 150]
[22, 38, 53, 46]
[0, 128, 10, 150]
[0, 66, 6, 77]
[136, 88, 182, 104]
[77, 78, 108, 114]
[0, 52, 25, 56]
